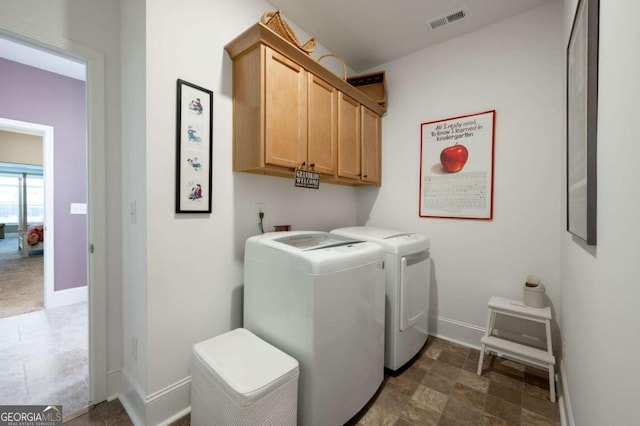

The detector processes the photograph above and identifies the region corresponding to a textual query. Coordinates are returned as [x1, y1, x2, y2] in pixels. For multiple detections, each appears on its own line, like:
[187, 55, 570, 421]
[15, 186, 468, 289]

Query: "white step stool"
[477, 296, 556, 402]
[191, 328, 299, 425]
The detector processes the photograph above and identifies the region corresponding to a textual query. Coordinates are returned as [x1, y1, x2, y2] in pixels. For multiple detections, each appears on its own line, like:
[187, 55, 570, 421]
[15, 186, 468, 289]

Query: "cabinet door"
[265, 48, 307, 168]
[361, 106, 381, 185]
[307, 75, 336, 175]
[337, 93, 361, 179]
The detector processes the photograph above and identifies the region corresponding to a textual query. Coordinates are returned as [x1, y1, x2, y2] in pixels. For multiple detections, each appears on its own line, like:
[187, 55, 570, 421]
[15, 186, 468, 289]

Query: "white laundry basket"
[190, 328, 299, 426]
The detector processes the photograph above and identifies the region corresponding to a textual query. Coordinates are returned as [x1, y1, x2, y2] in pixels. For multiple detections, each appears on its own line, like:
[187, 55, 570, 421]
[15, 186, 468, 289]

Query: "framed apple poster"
[419, 110, 496, 220]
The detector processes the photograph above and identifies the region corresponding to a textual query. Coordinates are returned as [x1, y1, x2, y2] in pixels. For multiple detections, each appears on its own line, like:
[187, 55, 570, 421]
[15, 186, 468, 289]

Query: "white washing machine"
[243, 231, 385, 426]
[331, 226, 430, 371]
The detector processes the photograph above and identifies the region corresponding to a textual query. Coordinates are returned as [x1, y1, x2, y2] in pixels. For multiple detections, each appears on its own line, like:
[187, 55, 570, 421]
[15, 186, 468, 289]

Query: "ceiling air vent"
[427, 9, 467, 30]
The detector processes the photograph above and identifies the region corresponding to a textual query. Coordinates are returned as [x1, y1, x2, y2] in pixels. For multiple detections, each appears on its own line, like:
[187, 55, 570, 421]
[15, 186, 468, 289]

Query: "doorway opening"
[0, 122, 56, 306]
[0, 113, 89, 420]
[0, 36, 94, 419]
[0, 158, 45, 316]
[0, 14, 109, 410]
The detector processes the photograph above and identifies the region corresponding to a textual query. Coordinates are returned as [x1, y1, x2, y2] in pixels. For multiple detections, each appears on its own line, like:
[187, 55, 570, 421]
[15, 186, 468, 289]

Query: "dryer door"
[399, 251, 430, 331]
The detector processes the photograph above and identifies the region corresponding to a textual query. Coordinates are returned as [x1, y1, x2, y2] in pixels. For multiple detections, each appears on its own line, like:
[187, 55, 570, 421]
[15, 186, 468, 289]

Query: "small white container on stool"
[523, 275, 546, 308]
[190, 328, 299, 426]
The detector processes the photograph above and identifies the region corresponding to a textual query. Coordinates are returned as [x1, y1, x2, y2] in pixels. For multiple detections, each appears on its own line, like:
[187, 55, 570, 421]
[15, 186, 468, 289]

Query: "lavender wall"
[0, 57, 87, 291]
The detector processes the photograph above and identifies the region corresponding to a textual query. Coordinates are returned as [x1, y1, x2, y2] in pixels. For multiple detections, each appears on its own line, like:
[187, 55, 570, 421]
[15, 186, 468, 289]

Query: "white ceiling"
[0, 1, 554, 79]
[0, 36, 85, 81]
[268, 0, 556, 72]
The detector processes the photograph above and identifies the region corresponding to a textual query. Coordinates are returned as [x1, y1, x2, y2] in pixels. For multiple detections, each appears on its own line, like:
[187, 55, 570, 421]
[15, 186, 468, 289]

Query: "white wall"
[118, 0, 359, 421]
[120, 0, 148, 413]
[358, 2, 564, 346]
[560, 0, 640, 424]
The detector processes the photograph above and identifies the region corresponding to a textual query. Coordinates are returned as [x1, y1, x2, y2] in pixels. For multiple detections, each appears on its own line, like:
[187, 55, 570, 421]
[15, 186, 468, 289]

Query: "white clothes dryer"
[331, 226, 431, 371]
[243, 231, 385, 426]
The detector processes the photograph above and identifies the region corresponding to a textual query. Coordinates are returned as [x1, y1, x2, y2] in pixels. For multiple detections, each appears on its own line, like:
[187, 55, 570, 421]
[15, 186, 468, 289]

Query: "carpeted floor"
[0, 235, 44, 318]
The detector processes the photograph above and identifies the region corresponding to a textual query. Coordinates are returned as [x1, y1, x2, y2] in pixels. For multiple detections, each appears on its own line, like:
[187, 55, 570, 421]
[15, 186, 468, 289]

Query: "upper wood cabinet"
[264, 49, 307, 169]
[225, 23, 385, 185]
[361, 106, 381, 185]
[337, 95, 382, 185]
[307, 74, 337, 176]
[337, 93, 361, 180]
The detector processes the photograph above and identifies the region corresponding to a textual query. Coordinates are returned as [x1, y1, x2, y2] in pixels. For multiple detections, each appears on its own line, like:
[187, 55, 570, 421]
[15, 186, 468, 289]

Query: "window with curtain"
[0, 175, 44, 224]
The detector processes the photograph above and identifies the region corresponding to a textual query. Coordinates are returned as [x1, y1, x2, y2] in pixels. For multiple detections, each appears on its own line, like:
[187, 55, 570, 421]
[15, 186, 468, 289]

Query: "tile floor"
[349, 336, 560, 425]
[0, 302, 90, 417]
[64, 399, 136, 426]
[68, 336, 559, 425]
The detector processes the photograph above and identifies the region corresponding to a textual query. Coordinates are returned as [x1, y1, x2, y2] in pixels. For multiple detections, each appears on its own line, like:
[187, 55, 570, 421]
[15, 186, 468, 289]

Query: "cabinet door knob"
[301, 161, 306, 168]
[363, 174, 368, 178]
[309, 163, 315, 168]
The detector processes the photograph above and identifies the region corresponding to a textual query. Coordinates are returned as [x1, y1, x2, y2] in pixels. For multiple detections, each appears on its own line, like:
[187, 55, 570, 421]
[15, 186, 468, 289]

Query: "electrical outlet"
[255, 202, 266, 214]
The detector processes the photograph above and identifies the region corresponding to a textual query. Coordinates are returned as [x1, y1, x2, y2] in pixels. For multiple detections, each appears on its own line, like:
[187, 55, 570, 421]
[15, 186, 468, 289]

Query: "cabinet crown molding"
[225, 23, 386, 117]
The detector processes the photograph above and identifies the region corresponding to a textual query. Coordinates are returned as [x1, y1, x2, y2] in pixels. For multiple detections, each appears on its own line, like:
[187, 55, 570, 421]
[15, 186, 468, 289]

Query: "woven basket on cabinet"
[260, 10, 316, 54]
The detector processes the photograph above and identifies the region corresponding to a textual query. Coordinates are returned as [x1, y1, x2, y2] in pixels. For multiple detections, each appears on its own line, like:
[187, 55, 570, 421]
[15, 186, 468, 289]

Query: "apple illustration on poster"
[440, 143, 468, 173]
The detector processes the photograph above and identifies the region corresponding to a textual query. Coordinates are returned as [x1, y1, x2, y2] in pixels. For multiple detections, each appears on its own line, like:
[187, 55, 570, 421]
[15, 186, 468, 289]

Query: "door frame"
[0, 18, 109, 403]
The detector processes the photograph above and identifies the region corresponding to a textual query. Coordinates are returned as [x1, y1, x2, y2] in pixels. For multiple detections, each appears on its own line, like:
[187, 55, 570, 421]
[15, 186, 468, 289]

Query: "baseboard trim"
[119, 368, 146, 426]
[45, 285, 87, 309]
[146, 376, 191, 403]
[146, 377, 191, 426]
[157, 407, 191, 426]
[429, 315, 485, 349]
[118, 368, 191, 426]
[558, 360, 575, 426]
[107, 368, 121, 402]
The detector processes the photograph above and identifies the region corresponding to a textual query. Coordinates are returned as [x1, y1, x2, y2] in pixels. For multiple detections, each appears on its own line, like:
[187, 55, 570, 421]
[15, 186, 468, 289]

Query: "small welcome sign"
[294, 168, 320, 189]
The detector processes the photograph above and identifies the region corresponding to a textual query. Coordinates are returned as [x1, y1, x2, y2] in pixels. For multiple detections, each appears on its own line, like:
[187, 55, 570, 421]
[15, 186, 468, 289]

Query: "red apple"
[440, 143, 468, 173]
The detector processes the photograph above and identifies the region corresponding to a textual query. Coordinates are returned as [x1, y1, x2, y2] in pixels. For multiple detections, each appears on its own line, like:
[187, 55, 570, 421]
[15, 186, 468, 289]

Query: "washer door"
[400, 251, 430, 331]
